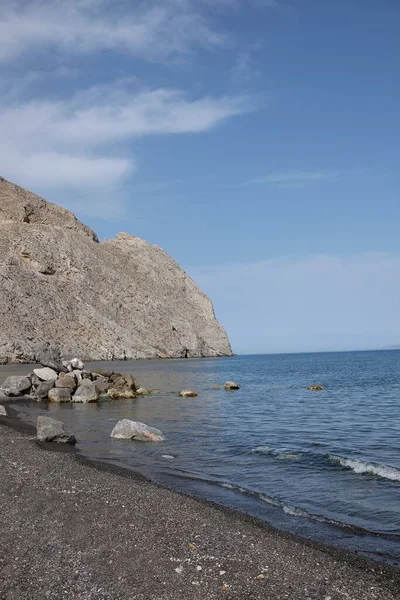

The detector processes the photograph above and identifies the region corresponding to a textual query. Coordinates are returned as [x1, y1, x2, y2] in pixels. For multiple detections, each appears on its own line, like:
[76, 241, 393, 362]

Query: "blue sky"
[1, 0, 399, 354]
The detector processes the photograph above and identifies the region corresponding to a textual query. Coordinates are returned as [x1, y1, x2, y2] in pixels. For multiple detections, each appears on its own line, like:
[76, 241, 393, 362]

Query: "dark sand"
[0, 415, 399, 600]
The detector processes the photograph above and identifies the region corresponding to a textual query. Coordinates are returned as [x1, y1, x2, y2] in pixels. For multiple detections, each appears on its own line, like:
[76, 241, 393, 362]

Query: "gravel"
[0, 418, 399, 600]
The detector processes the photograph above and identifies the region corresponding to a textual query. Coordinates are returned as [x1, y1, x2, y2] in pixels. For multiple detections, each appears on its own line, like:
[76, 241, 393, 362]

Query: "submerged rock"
[72, 380, 99, 403]
[36, 415, 76, 444]
[0, 375, 31, 397]
[179, 390, 198, 398]
[308, 385, 325, 391]
[136, 388, 159, 396]
[110, 419, 165, 442]
[33, 367, 58, 381]
[224, 381, 240, 390]
[48, 388, 72, 403]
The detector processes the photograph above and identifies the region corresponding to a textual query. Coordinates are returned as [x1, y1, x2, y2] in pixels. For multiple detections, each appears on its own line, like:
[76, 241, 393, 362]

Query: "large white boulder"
[33, 367, 58, 382]
[110, 420, 165, 442]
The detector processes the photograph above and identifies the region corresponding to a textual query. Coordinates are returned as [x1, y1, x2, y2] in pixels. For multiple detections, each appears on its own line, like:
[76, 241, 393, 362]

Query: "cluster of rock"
[0, 344, 141, 403]
[308, 385, 325, 391]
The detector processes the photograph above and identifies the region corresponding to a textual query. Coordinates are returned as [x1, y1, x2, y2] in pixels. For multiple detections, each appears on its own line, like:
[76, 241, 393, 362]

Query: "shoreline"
[1, 415, 400, 599]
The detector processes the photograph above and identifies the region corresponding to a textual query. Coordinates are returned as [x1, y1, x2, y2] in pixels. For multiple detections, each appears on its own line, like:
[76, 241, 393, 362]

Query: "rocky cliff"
[0, 176, 232, 363]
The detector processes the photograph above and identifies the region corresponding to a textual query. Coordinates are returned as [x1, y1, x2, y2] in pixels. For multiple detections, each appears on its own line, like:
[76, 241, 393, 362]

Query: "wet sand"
[0, 414, 399, 600]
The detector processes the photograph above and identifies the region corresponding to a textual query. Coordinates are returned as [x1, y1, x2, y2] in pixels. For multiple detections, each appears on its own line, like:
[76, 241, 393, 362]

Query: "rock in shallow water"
[72, 380, 99, 403]
[48, 388, 72, 403]
[179, 390, 198, 398]
[110, 419, 165, 442]
[224, 381, 240, 390]
[36, 415, 76, 444]
[33, 379, 55, 400]
[0, 375, 31, 397]
[33, 367, 58, 382]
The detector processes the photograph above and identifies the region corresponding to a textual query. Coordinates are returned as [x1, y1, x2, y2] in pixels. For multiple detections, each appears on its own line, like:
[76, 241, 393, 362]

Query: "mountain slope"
[0, 177, 232, 363]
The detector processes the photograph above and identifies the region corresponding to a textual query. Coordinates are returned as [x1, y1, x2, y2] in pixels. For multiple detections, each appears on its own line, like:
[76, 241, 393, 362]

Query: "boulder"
[33, 379, 55, 400]
[308, 385, 325, 391]
[33, 367, 58, 382]
[0, 405, 7, 416]
[71, 358, 84, 370]
[94, 378, 110, 395]
[36, 416, 76, 444]
[55, 372, 77, 391]
[0, 375, 31, 397]
[110, 419, 165, 442]
[48, 388, 72, 403]
[72, 380, 99, 403]
[224, 381, 240, 390]
[35, 342, 66, 373]
[179, 390, 198, 398]
[63, 357, 84, 371]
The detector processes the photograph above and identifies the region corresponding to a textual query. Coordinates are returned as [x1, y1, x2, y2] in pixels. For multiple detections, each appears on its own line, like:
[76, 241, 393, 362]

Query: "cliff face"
[0, 177, 232, 363]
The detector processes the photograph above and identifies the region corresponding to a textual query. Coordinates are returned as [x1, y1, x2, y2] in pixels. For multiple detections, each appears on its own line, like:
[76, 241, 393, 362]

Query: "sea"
[2, 351, 400, 565]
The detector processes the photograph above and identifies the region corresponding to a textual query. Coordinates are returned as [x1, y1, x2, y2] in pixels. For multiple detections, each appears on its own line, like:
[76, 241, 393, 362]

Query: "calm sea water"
[3, 351, 400, 564]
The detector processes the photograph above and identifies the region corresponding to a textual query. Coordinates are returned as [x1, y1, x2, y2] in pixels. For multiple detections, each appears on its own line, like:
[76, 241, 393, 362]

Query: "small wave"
[251, 446, 303, 460]
[173, 474, 400, 540]
[329, 455, 400, 482]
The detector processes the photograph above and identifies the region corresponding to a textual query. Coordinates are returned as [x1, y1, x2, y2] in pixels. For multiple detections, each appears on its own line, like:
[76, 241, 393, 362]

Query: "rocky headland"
[0, 176, 232, 364]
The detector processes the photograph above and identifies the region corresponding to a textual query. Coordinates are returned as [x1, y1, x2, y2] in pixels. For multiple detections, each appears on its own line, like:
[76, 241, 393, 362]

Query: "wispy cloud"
[0, 0, 226, 63]
[244, 170, 342, 188]
[0, 79, 252, 199]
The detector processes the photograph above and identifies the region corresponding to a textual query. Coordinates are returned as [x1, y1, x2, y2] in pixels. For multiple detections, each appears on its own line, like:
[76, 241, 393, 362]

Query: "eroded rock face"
[110, 419, 165, 442]
[0, 177, 232, 363]
[36, 416, 76, 444]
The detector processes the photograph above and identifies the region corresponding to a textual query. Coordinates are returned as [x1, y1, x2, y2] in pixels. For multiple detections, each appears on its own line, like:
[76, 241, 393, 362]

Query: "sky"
[1, 0, 399, 354]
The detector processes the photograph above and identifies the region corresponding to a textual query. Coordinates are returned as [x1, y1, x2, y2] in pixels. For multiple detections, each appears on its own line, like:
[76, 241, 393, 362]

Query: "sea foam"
[329, 455, 400, 482]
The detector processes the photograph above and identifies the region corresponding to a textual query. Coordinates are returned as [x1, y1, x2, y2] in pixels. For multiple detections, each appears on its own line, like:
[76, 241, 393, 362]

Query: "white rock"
[70, 357, 84, 370]
[33, 367, 58, 382]
[110, 419, 165, 442]
[0, 405, 7, 416]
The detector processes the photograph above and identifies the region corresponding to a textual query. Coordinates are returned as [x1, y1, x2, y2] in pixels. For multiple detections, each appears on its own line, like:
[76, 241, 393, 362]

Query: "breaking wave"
[329, 455, 400, 482]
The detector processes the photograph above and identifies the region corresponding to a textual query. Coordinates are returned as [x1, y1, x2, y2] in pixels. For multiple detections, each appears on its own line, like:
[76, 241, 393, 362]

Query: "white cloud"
[0, 0, 226, 63]
[245, 170, 342, 187]
[0, 80, 251, 199]
[192, 253, 400, 353]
